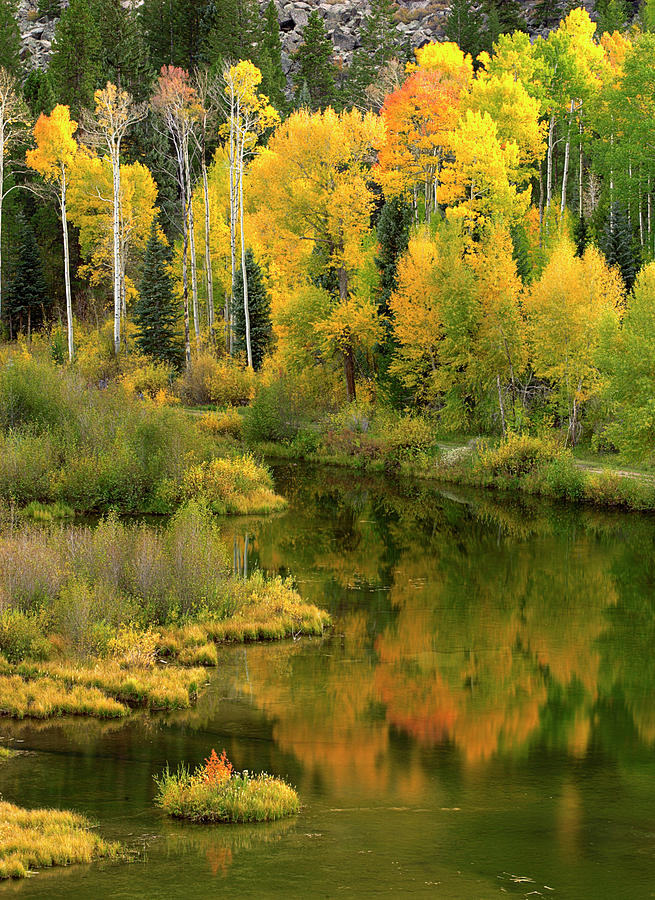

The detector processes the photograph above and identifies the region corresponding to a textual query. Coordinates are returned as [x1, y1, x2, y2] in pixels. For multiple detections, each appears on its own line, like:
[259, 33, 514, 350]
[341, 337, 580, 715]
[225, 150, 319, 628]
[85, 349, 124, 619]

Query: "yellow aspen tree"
[26, 104, 78, 361]
[524, 241, 624, 444]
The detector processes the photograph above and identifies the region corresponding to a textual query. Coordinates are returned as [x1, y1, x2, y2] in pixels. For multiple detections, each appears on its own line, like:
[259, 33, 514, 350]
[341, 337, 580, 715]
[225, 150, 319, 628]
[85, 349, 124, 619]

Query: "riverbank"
[249, 433, 655, 512]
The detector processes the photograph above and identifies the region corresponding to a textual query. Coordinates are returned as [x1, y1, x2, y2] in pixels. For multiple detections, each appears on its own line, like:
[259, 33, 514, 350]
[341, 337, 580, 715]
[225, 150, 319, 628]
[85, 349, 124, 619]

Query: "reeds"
[0, 801, 122, 879]
[154, 751, 300, 823]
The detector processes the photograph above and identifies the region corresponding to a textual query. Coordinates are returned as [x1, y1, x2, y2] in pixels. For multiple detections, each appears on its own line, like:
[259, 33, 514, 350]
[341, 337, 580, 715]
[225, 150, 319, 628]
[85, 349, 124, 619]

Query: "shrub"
[154, 751, 300, 823]
[175, 354, 255, 407]
[198, 407, 243, 439]
[0, 610, 50, 663]
[539, 456, 585, 501]
[120, 358, 176, 402]
[244, 370, 339, 443]
[108, 624, 160, 668]
[378, 414, 436, 463]
[181, 455, 286, 515]
[477, 433, 565, 477]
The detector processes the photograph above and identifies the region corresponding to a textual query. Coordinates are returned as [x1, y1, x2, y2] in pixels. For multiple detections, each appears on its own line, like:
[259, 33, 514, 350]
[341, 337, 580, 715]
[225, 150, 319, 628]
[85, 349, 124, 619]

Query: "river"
[2, 463, 655, 898]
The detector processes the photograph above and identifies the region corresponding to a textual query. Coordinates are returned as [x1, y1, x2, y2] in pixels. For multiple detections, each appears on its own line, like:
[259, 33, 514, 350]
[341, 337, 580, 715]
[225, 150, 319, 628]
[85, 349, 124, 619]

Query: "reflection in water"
[5, 465, 655, 898]
[220, 466, 655, 784]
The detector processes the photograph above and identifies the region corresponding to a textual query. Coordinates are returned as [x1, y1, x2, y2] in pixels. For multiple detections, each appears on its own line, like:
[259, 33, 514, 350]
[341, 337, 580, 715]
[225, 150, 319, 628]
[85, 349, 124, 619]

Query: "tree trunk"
[546, 114, 555, 211]
[497, 373, 506, 437]
[0, 141, 3, 325]
[578, 114, 583, 219]
[61, 174, 74, 362]
[238, 134, 252, 369]
[181, 197, 191, 368]
[201, 156, 215, 345]
[184, 147, 200, 350]
[560, 101, 574, 215]
[111, 145, 122, 356]
[344, 346, 356, 402]
[227, 96, 239, 354]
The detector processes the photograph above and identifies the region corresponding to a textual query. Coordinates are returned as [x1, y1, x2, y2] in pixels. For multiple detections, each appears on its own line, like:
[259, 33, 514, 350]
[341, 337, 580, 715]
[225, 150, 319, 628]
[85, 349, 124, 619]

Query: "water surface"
[3, 465, 655, 898]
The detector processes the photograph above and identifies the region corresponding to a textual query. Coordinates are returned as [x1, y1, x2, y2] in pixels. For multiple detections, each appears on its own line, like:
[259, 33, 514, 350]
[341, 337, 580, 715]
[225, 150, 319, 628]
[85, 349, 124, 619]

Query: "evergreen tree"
[133, 219, 183, 367]
[5, 216, 51, 337]
[0, 0, 21, 76]
[205, 0, 259, 70]
[532, 0, 563, 28]
[376, 196, 412, 312]
[23, 70, 55, 117]
[49, 0, 102, 114]
[510, 222, 532, 282]
[232, 249, 272, 370]
[597, 0, 629, 34]
[293, 11, 336, 111]
[642, 0, 655, 30]
[92, 0, 152, 102]
[445, 0, 484, 61]
[483, 0, 527, 52]
[604, 203, 638, 290]
[573, 215, 591, 258]
[38, 0, 61, 17]
[345, 0, 398, 108]
[259, 1, 286, 112]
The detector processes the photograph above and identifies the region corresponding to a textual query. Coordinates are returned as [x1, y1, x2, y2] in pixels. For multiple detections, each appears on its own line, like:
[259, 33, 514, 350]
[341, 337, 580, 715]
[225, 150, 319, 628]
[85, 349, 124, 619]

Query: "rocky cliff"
[15, 0, 595, 73]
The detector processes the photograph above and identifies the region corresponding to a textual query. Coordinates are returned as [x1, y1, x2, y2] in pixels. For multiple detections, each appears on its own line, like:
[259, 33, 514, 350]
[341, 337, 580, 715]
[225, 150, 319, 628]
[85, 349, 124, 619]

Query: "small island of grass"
[0, 801, 122, 880]
[155, 749, 300, 823]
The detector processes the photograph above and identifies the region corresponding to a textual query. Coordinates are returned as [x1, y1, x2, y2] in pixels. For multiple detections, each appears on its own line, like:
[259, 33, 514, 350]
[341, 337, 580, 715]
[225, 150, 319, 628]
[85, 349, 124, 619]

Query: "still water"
[3, 464, 655, 898]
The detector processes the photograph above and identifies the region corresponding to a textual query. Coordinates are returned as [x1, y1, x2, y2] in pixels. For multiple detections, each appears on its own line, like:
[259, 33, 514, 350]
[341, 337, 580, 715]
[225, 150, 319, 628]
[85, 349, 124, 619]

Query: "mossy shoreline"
[252, 438, 655, 513]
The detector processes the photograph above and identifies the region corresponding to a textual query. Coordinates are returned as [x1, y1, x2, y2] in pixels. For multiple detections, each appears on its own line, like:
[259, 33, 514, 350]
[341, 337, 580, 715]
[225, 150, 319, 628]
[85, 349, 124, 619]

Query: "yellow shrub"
[108, 624, 160, 668]
[198, 407, 243, 438]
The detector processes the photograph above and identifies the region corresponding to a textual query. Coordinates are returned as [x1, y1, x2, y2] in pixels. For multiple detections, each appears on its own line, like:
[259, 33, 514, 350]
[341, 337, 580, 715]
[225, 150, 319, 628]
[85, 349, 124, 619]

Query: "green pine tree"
[641, 0, 655, 30]
[445, 0, 484, 61]
[5, 215, 51, 336]
[205, 0, 259, 70]
[345, 0, 398, 108]
[293, 11, 336, 111]
[510, 222, 532, 283]
[38, 0, 61, 17]
[91, 0, 152, 101]
[532, 0, 563, 28]
[597, 0, 629, 34]
[232, 250, 272, 371]
[483, 0, 527, 52]
[49, 0, 102, 114]
[133, 220, 184, 368]
[573, 215, 591, 258]
[0, 0, 21, 76]
[23, 70, 55, 117]
[604, 203, 638, 291]
[375, 196, 412, 312]
[259, 1, 286, 112]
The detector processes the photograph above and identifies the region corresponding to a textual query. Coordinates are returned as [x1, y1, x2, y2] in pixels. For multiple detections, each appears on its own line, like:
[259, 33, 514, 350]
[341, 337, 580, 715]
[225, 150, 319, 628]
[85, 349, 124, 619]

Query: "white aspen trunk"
[238, 133, 252, 369]
[628, 161, 633, 228]
[560, 101, 574, 216]
[546, 114, 555, 211]
[0, 118, 4, 324]
[111, 144, 121, 356]
[639, 178, 644, 247]
[610, 133, 615, 226]
[578, 114, 583, 219]
[188, 190, 200, 346]
[61, 172, 74, 362]
[227, 91, 238, 355]
[181, 195, 191, 368]
[201, 156, 215, 344]
[648, 176, 652, 253]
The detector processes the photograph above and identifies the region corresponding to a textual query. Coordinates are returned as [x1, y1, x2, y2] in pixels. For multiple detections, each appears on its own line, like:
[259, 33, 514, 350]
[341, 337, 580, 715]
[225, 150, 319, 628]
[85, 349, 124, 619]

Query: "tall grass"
[0, 801, 122, 879]
[154, 751, 300, 823]
[0, 354, 282, 515]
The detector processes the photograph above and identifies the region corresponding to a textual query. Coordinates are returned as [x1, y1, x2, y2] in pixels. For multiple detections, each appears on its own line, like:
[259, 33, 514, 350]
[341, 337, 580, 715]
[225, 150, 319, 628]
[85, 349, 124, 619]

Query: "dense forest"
[2, 0, 655, 459]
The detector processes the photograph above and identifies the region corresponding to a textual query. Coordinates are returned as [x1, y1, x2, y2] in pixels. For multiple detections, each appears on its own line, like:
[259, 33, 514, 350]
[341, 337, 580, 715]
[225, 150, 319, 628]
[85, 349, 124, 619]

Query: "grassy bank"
[155, 750, 300, 823]
[249, 430, 655, 513]
[0, 503, 329, 720]
[0, 801, 122, 879]
[0, 354, 283, 516]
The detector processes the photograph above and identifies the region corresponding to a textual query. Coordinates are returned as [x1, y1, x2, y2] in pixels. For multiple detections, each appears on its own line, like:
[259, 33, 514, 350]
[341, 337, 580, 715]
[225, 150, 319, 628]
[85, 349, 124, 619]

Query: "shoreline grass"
[250, 437, 655, 513]
[0, 801, 123, 880]
[155, 750, 300, 823]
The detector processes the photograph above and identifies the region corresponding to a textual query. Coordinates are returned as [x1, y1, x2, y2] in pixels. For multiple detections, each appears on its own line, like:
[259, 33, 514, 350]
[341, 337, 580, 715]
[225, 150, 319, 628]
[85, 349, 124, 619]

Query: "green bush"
[0, 610, 50, 663]
[477, 433, 565, 477]
[539, 456, 585, 501]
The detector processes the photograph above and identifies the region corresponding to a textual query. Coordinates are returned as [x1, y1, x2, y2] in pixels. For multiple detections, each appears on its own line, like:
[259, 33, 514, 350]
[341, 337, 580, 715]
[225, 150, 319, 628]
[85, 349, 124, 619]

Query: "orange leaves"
[202, 749, 233, 786]
[26, 104, 78, 182]
[152, 65, 201, 122]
